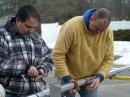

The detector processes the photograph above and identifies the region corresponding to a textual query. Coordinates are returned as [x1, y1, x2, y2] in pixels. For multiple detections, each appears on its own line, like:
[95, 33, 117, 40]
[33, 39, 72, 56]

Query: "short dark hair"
[16, 5, 40, 22]
[94, 8, 111, 27]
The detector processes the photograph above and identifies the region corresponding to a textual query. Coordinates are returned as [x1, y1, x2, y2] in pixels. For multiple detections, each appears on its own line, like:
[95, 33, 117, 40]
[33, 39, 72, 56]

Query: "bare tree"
[1, 0, 130, 23]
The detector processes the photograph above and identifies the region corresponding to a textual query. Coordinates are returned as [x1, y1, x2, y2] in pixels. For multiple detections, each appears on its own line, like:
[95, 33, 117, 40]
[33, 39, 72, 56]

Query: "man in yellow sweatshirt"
[52, 8, 114, 97]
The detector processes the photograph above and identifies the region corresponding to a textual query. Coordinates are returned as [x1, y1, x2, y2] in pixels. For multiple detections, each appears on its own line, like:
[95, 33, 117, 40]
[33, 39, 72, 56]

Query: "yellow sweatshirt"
[52, 16, 114, 80]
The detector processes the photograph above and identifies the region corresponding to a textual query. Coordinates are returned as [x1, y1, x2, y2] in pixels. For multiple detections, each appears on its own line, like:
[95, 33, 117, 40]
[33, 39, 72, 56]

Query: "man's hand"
[36, 69, 45, 79]
[38, 68, 44, 75]
[86, 77, 100, 91]
[62, 76, 79, 93]
[69, 79, 80, 93]
[28, 66, 39, 78]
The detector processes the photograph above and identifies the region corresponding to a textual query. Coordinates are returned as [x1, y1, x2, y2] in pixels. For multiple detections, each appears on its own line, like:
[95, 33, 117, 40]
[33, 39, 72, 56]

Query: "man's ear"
[16, 17, 21, 25]
[16, 17, 20, 22]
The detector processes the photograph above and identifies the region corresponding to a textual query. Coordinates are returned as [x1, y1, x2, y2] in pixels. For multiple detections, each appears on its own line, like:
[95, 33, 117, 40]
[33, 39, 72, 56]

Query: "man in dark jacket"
[0, 5, 53, 97]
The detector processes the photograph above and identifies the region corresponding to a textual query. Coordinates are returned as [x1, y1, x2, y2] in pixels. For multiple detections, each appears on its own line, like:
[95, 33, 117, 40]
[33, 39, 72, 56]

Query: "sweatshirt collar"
[83, 8, 97, 30]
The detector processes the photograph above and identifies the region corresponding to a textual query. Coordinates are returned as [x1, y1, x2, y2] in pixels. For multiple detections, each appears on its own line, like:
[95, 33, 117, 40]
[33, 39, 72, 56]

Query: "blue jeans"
[5, 92, 22, 97]
[6, 94, 19, 97]
[78, 85, 98, 97]
[5, 92, 50, 97]
[62, 84, 98, 97]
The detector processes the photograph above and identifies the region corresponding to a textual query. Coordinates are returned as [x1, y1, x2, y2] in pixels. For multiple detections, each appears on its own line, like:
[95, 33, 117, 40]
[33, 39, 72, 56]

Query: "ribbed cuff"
[62, 75, 72, 83]
[96, 73, 104, 82]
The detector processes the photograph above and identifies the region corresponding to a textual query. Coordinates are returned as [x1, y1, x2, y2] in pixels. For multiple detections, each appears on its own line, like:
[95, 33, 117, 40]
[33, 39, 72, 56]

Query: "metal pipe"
[27, 88, 50, 97]
[61, 76, 96, 92]
[26, 77, 95, 97]
[27, 66, 130, 97]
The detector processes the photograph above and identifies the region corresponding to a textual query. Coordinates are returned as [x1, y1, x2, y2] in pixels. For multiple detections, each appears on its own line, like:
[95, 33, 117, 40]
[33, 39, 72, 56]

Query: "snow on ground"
[41, 23, 60, 48]
[109, 20, 130, 31]
[114, 41, 130, 66]
[114, 41, 130, 56]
